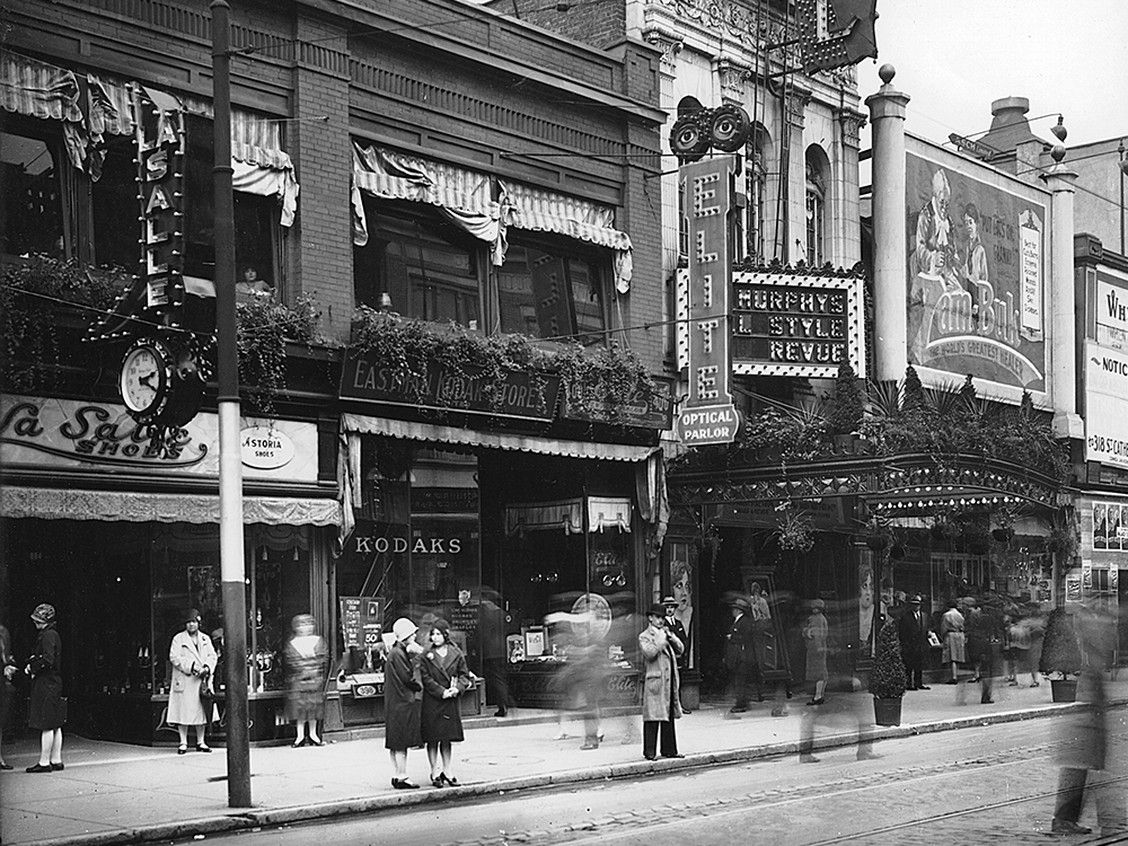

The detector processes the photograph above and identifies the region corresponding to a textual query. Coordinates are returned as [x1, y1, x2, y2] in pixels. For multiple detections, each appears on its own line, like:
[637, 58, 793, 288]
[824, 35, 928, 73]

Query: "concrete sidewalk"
[2, 678, 1120, 846]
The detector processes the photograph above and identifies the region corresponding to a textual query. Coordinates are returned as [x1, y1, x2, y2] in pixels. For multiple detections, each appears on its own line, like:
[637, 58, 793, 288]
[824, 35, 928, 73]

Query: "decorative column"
[1041, 147, 1083, 438]
[865, 65, 910, 383]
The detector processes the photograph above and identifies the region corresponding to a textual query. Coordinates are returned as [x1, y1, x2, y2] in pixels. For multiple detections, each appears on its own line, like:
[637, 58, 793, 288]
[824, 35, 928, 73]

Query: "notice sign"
[731, 270, 865, 378]
[678, 157, 737, 446]
[1085, 341, 1128, 470]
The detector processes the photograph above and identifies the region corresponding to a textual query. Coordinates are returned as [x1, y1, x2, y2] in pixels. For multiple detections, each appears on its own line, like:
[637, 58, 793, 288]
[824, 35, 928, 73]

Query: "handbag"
[58, 696, 68, 725]
[199, 670, 215, 714]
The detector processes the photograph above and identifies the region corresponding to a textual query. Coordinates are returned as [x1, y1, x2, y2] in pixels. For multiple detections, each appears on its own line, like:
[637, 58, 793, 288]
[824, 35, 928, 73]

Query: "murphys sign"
[676, 157, 739, 447]
[731, 270, 865, 378]
[905, 136, 1050, 401]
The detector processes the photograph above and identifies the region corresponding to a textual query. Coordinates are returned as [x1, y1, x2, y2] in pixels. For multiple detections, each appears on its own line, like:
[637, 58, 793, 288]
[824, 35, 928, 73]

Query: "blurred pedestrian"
[803, 599, 829, 705]
[639, 603, 684, 760]
[940, 600, 966, 684]
[25, 604, 66, 772]
[966, 597, 1000, 704]
[283, 614, 329, 748]
[1005, 611, 1029, 687]
[725, 596, 759, 712]
[420, 620, 471, 787]
[1051, 604, 1126, 836]
[386, 617, 425, 789]
[897, 595, 931, 690]
[1023, 605, 1045, 687]
[168, 608, 217, 755]
[0, 623, 17, 769]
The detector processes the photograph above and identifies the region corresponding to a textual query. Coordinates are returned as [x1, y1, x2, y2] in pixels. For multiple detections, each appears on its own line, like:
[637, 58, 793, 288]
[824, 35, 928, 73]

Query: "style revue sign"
[731, 270, 865, 378]
[676, 157, 739, 446]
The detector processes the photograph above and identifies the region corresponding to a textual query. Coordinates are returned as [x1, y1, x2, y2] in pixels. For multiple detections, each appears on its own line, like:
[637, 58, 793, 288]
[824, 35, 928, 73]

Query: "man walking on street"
[897, 595, 930, 691]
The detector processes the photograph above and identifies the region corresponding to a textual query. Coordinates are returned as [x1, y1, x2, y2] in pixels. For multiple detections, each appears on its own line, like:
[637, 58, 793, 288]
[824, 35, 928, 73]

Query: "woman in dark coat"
[420, 620, 472, 787]
[283, 614, 329, 748]
[385, 617, 424, 789]
[25, 603, 65, 773]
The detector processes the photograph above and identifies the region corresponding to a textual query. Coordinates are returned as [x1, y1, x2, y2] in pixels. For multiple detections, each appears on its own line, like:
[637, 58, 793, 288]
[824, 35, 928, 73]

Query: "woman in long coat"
[0, 623, 17, 770]
[283, 614, 329, 747]
[168, 609, 218, 754]
[385, 617, 424, 789]
[803, 599, 829, 706]
[419, 620, 472, 787]
[25, 604, 65, 773]
[638, 603, 683, 761]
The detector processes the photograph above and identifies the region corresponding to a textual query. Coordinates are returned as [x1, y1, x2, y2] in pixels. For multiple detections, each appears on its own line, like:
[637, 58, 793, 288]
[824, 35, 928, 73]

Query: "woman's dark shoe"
[392, 778, 419, 790]
[662, 753, 685, 759]
[308, 738, 324, 747]
[0, 763, 12, 770]
[442, 774, 459, 786]
[195, 744, 213, 753]
[806, 698, 825, 706]
[291, 740, 305, 748]
[431, 775, 446, 788]
[50, 762, 64, 771]
[177, 745, 188, 755]
[26, 763, 53, 773]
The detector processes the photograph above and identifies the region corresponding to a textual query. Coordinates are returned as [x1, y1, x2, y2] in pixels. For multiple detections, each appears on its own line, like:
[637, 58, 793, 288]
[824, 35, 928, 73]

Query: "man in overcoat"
[897, 595, 931, 690]
[638, 604, 684, 760]
[726, 596, 759, 712]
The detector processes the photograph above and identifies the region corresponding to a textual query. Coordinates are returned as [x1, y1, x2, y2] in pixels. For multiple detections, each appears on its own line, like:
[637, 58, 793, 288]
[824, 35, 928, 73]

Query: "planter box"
[1050, 678, 1077, 703]
[873, 696, 903, 726]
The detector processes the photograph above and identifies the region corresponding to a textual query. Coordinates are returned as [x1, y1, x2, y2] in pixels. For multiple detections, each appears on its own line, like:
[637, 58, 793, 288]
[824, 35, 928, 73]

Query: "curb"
[14, 699, 1107, 846]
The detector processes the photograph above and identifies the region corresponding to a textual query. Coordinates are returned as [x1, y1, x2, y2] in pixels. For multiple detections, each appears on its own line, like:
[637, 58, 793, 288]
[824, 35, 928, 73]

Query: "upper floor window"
[805, 146, 828, 267]
[1, 125, 65, 258]
[497, 234, 606, 344]
[744, 126, 770, 262]
[353, 198, 482, 328]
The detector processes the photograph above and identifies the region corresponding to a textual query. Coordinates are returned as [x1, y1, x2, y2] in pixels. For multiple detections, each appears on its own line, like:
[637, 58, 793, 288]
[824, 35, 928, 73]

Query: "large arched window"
[804, 145, 829, 266]
[743, 125, 771, 262]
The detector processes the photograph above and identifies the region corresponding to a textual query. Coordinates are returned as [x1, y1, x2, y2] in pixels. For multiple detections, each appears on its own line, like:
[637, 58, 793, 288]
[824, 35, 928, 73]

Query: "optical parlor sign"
[676, 157, 738, 446]
[731, 272, 865, 377]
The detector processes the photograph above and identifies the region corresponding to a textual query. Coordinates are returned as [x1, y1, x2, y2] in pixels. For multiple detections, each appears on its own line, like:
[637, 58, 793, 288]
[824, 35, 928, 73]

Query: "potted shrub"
[829, 361, 864, 452]
[1040, 608, 1082, 702]
[871, 619, 907, 725]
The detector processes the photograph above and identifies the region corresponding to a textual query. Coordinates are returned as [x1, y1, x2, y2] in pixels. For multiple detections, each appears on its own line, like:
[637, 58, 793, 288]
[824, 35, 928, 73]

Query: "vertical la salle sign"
[676, 158, 739, 446]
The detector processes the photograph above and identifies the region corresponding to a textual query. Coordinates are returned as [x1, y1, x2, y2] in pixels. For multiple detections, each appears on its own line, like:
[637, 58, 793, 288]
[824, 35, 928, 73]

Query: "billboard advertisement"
[1085, 267, 1128, 470]
[905, 138, 1050, 400]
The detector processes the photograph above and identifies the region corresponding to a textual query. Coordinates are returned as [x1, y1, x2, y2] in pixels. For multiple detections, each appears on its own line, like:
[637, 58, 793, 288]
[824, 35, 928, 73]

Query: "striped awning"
[0, 52, 82, 123]
[352, 141, 495, 215]
[501, 180, 632, 252]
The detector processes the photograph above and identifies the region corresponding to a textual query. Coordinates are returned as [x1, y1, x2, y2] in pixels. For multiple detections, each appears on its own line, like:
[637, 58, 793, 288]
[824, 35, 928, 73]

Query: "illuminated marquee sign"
[676, 157, 739, 446]
[135, 88, 186, 310]
[731, 270, 866, 378]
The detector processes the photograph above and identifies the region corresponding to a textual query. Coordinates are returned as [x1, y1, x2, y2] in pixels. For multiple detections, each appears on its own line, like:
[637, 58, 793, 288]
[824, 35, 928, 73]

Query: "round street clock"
[120, 336, 174, 424]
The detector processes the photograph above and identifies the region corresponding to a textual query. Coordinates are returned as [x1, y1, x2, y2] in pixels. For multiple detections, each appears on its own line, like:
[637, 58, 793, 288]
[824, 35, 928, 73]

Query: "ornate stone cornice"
[716, 57, 751, 105]
[642, 27, 684, 79]
[837, 109, 867, 149]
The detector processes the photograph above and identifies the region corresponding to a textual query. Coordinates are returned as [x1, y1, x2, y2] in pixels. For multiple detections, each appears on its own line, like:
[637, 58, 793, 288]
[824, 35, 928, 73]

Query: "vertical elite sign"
[676, 158, 739, 446]
[135, 88, 186, 311]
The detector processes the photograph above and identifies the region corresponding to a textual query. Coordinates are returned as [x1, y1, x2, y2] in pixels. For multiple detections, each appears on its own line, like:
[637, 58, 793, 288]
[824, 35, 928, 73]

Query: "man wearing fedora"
[661, 596, 690, 713]
[725, 596, 759, 713]
[897, 594, 931, 691]
[638, 603, 684, 760]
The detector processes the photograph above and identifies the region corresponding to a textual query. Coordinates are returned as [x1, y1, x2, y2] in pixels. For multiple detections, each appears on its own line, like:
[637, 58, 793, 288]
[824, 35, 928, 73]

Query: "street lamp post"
[211, 0, 251, 808]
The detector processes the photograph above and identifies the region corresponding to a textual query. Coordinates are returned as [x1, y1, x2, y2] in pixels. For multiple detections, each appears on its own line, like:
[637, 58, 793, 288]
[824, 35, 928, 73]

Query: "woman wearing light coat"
[168, 609, 218, 754]
[638, 603, 684, 761]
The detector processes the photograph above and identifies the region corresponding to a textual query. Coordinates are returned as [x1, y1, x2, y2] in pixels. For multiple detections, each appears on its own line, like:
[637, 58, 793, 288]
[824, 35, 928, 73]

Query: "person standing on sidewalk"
[283, 614, 329, 748]
[940, 600, 966, 684]
[385, 617, 425, 789]
[896, 595, 930, 691]
[802, 599, 829, 705]
[24, 604, 65, 773]
[0, 623, 17, 770]
[638, 604, 684, 761]
[725, 596, 758, 712]
[168, 609, 217, 755]
[661, 596, 689, 713]
[420, 620, 471, 787]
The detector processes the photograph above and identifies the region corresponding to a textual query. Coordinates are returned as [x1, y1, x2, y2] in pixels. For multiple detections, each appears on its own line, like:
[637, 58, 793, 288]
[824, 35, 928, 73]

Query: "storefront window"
[496, 236, 606, 344]
[353, 200, 481, 327]
[1, 127, 65, 258]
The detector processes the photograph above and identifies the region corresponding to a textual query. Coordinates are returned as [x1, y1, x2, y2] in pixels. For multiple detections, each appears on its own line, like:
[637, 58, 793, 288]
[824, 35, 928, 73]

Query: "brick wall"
[496, 0, 626, 51]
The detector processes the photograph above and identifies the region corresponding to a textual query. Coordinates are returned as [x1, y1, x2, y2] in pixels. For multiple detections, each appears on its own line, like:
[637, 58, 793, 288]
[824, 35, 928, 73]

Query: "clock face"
[120, 343, 167, 415]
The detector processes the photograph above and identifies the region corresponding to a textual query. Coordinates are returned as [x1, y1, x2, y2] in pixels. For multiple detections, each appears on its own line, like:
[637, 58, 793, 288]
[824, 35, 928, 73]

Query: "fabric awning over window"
[0, 53, 298, 226]
[351, 140, 503, 261]
[1, 486, 341, 526]
[505, 499, 584, 536]
[587, 496, 632, 532]
[501, 180, 634, 293]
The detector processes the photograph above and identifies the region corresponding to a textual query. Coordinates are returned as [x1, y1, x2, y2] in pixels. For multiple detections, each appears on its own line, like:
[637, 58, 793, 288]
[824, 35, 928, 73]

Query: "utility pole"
[211, 0, 251, 807]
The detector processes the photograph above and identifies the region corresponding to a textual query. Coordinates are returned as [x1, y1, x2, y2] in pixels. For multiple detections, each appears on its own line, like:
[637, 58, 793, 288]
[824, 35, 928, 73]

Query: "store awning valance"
[351, 141, 502, 259]
[587, 496, 632, 532]
[0, 487, 341, 526]
[0, 52, 82, 123]
[341, 414, 656, 463]
[500, 179, 633, 293]
[505, 499, 584, 535]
